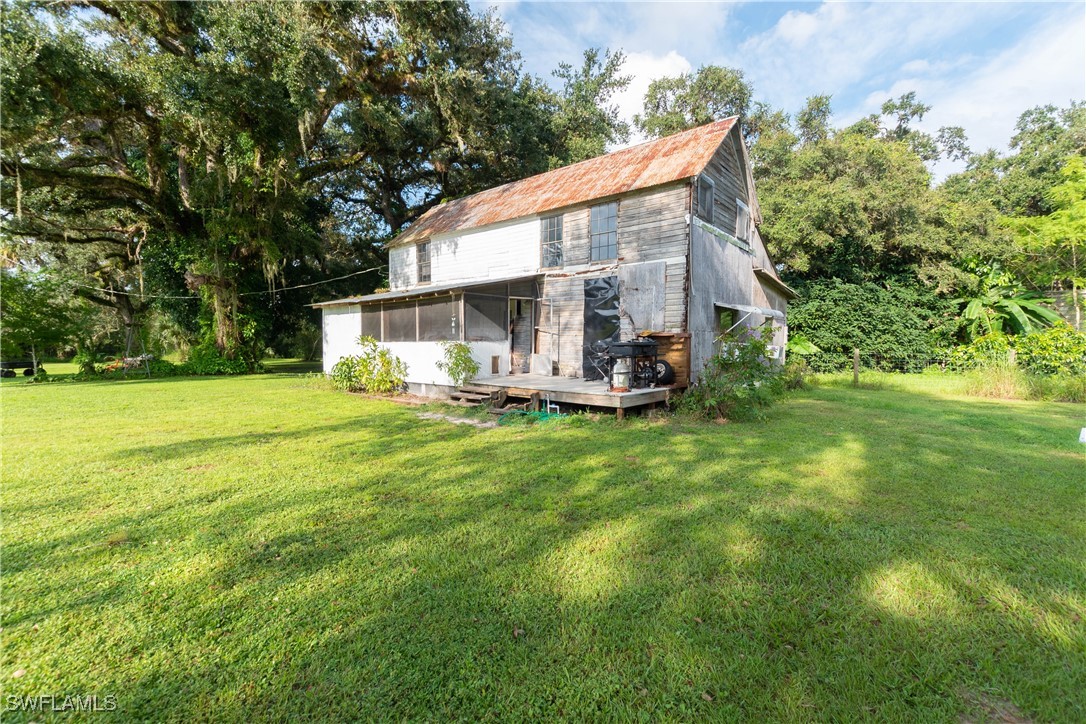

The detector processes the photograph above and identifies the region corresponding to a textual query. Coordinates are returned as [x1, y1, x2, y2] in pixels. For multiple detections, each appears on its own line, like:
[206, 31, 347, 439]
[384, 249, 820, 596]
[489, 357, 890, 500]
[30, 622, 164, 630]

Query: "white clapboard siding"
[389, 245, 416, 290]
[429, 217, 541, 285]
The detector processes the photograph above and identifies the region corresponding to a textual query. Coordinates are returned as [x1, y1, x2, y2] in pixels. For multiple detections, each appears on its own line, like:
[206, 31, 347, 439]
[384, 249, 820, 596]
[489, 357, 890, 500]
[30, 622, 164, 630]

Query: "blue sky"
[476, 1, 1086, 176]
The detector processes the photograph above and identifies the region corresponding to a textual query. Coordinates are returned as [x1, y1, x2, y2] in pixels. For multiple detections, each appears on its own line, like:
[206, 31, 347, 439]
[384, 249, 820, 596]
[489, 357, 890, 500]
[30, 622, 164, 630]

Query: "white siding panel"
[389, 245, 416, 290]
[322, 305, 363, 373]
[381, 340, 511, 386]
[429, 218, 541, 285]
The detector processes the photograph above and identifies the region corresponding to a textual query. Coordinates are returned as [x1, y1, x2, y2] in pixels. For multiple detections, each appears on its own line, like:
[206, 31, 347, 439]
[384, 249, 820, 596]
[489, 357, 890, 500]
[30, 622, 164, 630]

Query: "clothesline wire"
[66, 265, 385, 301]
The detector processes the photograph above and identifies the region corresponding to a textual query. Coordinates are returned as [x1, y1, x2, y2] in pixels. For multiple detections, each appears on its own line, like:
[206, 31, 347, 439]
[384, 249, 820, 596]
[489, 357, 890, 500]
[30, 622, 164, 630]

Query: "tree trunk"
[30, 343, 38, 374]
[209, 280, 242, 357]
[185, 266, 242, 358]
[1075, 279, 1082, 331]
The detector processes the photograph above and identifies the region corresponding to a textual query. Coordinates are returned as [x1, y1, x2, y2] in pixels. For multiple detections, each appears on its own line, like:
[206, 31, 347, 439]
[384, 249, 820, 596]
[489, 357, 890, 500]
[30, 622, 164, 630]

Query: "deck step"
[458, 385, 496, 394]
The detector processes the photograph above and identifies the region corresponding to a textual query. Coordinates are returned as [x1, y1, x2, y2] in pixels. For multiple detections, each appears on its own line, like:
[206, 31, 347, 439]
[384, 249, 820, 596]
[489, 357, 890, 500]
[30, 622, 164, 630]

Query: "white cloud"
[853, 6, 1085, 179]
[617, 2, 734, 60]
[735, 1, 1028, 111]
[612, 50, 693, 147]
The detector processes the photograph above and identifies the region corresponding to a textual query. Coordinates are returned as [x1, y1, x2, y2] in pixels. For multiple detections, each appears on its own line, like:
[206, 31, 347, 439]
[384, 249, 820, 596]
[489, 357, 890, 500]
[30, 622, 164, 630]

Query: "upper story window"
[696, 175, 714, 223]
[541, 215, 563, 268]
[590, 202, 618, 261]
[735, 199, 751, 244]
[416, 241, 431, 283]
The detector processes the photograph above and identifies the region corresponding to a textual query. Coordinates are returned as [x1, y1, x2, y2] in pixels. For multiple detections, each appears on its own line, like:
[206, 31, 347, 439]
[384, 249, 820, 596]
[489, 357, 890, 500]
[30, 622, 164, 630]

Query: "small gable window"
[416, 241, 431, 283]
[541, 215, 563, 268]
[590, 202, 618, 262]
[696, 175, 714, 223]
[735, 199, 751, 244]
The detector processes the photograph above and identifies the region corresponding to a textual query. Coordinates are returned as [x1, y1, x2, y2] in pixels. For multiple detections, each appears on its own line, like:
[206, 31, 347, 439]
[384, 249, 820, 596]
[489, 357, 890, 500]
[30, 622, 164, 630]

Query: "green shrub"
[436, 341, 480, 387]
[181, 345, 254, 375]
[73, 349, 101, 376]
[1015, 322, 1086, 375]
[329, 336, 407, 394]
[148, 359, 183, 377]
[949, 324, 1085, 375]
[780, 358, 811, 391]
[677, 327, 784, 421]
[949, 333, 1013, 370]
[787, 280, 960, 372]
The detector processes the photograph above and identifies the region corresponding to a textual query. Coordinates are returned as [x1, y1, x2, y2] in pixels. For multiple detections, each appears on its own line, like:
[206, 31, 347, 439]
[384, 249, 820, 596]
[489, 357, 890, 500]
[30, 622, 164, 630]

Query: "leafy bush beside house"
[329, 336, 407, 394]
[677, 327, 786, 421]
[436, 342, 481, 387]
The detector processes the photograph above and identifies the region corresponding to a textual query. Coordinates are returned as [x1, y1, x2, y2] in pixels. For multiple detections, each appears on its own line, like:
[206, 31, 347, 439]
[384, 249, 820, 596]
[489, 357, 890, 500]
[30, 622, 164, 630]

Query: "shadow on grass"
[3, 381, 1083, 720]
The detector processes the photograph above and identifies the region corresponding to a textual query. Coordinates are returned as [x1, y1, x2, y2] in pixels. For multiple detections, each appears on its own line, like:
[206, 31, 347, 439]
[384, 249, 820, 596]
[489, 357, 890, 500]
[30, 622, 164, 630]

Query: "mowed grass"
[2, 372, 1083, 721]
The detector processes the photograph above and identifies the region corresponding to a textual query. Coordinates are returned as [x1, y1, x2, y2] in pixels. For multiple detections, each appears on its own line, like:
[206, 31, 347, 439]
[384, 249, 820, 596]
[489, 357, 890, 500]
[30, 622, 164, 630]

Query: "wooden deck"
[470, 373, 675, 416]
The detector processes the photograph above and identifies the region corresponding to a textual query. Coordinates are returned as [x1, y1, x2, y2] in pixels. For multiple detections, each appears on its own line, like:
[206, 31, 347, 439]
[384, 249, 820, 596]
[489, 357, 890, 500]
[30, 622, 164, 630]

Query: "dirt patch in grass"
[416, 411, 496, 429]
[959, 689, 1032, 723]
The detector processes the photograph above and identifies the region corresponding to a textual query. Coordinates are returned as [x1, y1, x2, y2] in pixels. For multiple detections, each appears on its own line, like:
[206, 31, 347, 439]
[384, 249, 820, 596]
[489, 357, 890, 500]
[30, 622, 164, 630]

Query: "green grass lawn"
[2, 372, 1083, 720]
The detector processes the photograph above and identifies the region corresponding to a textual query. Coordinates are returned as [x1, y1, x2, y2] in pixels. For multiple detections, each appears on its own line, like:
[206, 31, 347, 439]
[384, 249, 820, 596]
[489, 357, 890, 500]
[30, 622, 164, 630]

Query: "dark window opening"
[590, 202, 618, 261]
[541, 215, 563, 268]
[359, 308, 382, 340]
[696, 175, 714, 223]
[416, 241, 431, 283]
[384, 303, 418, 342]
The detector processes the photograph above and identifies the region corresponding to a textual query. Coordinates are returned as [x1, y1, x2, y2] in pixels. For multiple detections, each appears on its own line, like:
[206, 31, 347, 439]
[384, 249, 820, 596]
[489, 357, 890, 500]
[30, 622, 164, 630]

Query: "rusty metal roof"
[393, 117, 739, 246]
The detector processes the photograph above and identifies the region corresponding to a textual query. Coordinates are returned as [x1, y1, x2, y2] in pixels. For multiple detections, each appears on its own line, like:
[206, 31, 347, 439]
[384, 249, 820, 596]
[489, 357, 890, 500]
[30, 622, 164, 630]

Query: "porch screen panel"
[359, 307, 382, 341]
[384, 302, 417, 342]
[417, 298, 460, 341]
[464, 295, 507, 342]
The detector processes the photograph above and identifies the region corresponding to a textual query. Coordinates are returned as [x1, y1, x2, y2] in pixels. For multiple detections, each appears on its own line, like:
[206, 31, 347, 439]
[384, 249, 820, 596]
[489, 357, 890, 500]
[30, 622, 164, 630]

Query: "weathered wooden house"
[315, 117, 795, 413]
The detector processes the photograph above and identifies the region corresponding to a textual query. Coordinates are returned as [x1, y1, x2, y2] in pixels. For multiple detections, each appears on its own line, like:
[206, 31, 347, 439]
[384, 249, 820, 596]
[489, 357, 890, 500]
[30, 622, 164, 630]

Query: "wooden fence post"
[853, 348, 860, 386]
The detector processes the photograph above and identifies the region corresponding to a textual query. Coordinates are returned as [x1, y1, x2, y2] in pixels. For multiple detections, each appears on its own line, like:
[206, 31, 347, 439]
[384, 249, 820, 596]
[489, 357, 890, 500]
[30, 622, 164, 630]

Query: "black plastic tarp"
[582, 275, 620, 380]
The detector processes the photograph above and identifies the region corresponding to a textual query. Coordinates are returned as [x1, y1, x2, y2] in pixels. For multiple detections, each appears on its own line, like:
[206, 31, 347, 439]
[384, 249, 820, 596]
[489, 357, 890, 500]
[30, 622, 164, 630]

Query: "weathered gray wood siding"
[538, 275, 587, 377]
[688, 222, 759, 384]
[687, 125, 792, 377]
[698, 129, 750, 236]
[753, 280, 789, 352]
[538, 182, 691, 377]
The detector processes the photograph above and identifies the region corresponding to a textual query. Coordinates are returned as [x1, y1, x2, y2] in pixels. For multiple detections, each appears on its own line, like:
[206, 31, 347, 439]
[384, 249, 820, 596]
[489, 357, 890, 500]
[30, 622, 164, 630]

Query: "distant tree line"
[634, 66, 1085, 364]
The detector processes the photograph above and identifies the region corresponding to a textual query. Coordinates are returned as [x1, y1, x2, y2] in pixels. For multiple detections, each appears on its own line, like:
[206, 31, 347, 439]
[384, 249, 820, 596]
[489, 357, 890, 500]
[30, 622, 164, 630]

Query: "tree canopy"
[2, 1, 629, 362]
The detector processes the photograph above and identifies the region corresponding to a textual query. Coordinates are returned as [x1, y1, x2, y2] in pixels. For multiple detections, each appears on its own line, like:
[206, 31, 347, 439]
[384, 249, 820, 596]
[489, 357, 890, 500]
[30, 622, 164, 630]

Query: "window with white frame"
[696, 175, 714, 223]
[541, 215, 563, 268]
[590, 202, 618, 261]
[735, 199, 751, 244]
[416, 241, 431, 283]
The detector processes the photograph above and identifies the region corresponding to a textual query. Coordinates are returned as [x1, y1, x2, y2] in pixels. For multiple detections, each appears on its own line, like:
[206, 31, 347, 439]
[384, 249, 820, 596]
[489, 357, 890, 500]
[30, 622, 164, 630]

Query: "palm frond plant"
[955, 262, 1062, 339]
